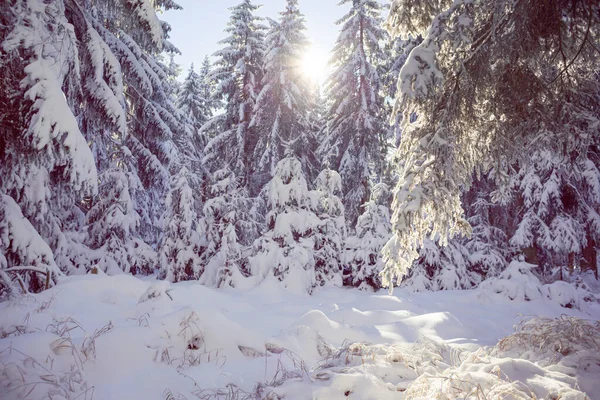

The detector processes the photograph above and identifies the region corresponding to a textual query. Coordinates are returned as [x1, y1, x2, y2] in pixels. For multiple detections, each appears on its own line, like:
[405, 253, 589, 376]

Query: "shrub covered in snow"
[479, 260, 585, 308]
[86, 167, 155, 275]
[479, 260, 545, 301]
[343, 183, 392, 290]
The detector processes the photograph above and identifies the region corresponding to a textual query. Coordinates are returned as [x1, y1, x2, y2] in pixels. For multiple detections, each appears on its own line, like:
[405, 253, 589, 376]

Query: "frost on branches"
[343, 183, 392, 290]
[0, 0, 98, 292]
[158, 168, 203, 282]
[250, 157, 319, 293]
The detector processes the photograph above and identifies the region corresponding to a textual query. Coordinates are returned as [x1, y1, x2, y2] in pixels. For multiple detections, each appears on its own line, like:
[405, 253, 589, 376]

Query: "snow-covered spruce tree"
[401, 236, 477, 292]
[205, 0, 265, 183]
[158, 167, 203, 283]
[510, 149, 600, 281]
[85, 159, 155, 275]
[250, 157, 320, 293]
[249, 0, 314, 195]
[198, 56, 220, 124]
[302, 83, 325, 183]
[343, 182, 392, 290]
[177, 56, 217, 140]
[324, 0, 389, 228]
[463, 175, 511, 280]
[313, 168, 347, 287]
[79, 0, 183, 246]
[0, 0, 98, 289]
[174, 60, 211, 213]
[310, 87, 330, 163]
[382, 0, 600, 291]
[178, 64, 210, 136]
[199, 169, 259, 288]
[381, 34, 421, 152]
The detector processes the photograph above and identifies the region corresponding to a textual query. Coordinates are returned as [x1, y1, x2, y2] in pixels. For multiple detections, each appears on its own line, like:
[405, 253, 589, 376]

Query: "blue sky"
[162, 0, 347, 76]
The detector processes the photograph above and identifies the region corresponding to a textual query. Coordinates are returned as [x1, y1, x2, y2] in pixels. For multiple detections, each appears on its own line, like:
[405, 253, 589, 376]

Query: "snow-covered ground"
[1, 274, 599, 400]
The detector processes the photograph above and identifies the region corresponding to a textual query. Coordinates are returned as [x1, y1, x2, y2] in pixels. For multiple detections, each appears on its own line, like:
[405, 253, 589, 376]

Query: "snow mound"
[404, 315, 598, 399]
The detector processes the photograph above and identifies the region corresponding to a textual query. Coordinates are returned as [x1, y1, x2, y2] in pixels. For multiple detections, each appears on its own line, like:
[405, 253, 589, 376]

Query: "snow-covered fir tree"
[0, 0, 98, 290]
[178, 63, 210, 135]
[250, 157, 320, 293]
[249, 0, 314, 195]
[85, 162, 155, 275]
[510, 149, 600, 281]
[324, 0, 389, 228]
[205, 0, 266, 183]
[343, 183, 392, 290]
[401, 236, 477, 292]
[82, 0, 183, 246]
[198, 56, 220, 124]
[464, 176, 511, 280]
[158, 167, 203, 282]
[199, 169, 259, 288]
[175, 61, 211, 214]
[313, 168, 346, 287]
[301, 84, 325, 184]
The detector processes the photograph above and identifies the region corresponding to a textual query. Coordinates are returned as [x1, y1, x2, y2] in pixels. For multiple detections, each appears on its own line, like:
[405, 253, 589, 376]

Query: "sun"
[300, 45, 329, 85]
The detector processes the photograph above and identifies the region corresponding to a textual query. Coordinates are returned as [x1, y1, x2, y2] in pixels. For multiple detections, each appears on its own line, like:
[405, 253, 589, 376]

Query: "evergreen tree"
[510, 150, 600, 281]
[158, 167, 203, 282]
[401, 237, 477, 292]
[343, 183, 392, 290]
[85, 161, 155, 275]
[205, 0, 266, 183]
[198, 56, 220, 121]
[313, 168, 346, 287]
[464, 176, 511, 280]
[324, 0, 389, 228]
[80, 0, 183, 246]
[178, 64, 209, 135]
[250, 0, 313, 195]
[250, 157, 319, 293]
[199, 169, 259, 288]
[382, 0, 600, 290]
[0, 0, 98, 290]
[175, 62, 211, 210]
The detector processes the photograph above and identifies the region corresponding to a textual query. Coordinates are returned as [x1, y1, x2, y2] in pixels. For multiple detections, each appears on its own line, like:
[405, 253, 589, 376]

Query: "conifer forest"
[1, 1, 600, 399]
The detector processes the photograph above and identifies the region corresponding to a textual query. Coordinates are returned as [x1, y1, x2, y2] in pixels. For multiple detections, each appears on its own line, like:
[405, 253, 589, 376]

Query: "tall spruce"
[0, 0, 98, 290]
[205, 0, 266, 184]
[324, 0, 389, 228]
[249, 0, 313, 195]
